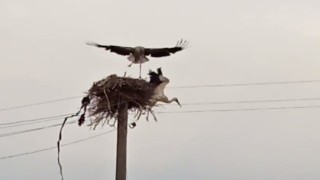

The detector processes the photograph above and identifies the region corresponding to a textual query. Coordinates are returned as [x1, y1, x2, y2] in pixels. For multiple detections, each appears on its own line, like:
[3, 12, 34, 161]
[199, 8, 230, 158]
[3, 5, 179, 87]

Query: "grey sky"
[1, 0, 320, 179]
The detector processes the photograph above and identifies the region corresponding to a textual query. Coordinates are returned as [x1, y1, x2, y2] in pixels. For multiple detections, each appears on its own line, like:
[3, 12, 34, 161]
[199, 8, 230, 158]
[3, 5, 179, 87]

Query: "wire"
[2, 104, 320, 160]
[170, 79, 320, 89]
[0, 117, 66, 129]
[3, 104, 320, 138]
[1, 95, 320, 138]
[0, 96, 82, 112]
[0, 121, 77, 138]
[3, 97, 320, 128]
[2, 79, 320, 112]
[158, 104, 320, 113]
[180, 97, 320, 106]
[0, 113, 74, 126]
[0, 129, 116, 160]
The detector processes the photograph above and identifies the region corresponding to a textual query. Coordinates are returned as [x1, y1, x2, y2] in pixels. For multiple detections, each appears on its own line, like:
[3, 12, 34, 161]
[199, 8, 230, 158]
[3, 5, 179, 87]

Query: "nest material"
[57, 74, 159, 177]
[85, 74, 155, 127]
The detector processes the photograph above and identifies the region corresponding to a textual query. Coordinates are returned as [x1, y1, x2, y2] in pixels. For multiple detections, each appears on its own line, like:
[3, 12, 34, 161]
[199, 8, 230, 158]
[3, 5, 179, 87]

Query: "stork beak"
[175, 99, 182, 107]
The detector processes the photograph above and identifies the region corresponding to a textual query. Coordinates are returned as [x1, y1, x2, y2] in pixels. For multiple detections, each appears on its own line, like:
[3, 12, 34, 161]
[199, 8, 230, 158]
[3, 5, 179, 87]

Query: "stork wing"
[155, 80, 169, 96]
[144, 39, 188, 58]
[86, 41, 133, 56]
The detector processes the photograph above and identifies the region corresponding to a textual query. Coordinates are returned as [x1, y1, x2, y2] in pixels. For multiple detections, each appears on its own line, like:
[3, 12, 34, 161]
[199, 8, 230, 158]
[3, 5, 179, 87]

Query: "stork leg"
[139, 63, 142, 78]
[146, 110, 149, 121]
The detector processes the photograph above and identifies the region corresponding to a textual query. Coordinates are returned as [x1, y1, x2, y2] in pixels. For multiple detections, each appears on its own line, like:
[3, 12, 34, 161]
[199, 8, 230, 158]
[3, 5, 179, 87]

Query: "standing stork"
[86, 40, 188, 78]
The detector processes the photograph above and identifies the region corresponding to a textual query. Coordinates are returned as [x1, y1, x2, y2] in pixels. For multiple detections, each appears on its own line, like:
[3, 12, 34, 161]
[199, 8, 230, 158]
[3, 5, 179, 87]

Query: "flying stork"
[86, 39, 188, 78]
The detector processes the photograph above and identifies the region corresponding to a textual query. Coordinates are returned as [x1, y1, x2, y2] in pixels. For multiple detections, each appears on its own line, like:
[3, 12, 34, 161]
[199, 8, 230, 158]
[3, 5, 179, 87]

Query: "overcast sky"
[1, 0, 320, 179]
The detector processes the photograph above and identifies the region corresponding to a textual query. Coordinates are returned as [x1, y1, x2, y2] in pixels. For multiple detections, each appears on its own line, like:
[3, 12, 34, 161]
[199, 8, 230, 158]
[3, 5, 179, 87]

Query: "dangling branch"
[56, 96, 90, 180]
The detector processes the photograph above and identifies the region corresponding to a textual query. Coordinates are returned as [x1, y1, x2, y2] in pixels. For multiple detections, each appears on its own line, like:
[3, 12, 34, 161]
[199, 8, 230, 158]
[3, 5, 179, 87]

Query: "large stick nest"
[82, 74, 156, 128]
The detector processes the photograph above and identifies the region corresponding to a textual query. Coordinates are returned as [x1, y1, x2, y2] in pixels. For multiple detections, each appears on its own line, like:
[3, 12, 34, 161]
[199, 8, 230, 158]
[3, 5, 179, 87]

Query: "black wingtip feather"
[157, 68, 163, 75]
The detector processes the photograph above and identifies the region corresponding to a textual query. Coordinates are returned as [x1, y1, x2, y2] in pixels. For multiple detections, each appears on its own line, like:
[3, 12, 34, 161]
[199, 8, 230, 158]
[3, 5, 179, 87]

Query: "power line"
[2, 79, 320, 112]
[1, 96, 320, 138]
[1, 104, 320, 159]
[170, 79, 320, 89]
[3, 97, 320, 128]
[0, 129, 116, 160]
[0, 121, 77, 138]
[180, 97, 320, 106]
[0, 117, 66, 129]
[159, 104, 320, 113]
[0, 113, 74, 126]
[0, 96, 82, 112]
[2, 104, 320, 138]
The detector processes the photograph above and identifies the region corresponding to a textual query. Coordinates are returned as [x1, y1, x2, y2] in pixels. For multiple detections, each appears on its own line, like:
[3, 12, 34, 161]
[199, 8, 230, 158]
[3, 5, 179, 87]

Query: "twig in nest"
[134, 109, 143, 120]
[149, 109, 157, 121]
[103, 87, 112, 114]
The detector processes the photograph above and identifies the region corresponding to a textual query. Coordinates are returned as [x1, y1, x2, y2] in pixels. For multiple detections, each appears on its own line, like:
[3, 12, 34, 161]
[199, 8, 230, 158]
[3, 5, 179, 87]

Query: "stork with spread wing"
[148, 68, 181, 107]
[86, 39, 188, 78]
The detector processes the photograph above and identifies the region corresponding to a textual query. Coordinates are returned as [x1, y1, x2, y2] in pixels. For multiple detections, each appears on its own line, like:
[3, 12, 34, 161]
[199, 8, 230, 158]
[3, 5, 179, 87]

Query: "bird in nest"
[86, 39, 188, 78]
[148, 67, 181, 107]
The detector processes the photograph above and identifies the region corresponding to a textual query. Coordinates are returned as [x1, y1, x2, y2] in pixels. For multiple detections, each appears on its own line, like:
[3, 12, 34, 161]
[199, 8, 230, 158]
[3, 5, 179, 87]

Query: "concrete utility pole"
[115, 102, 128, 180]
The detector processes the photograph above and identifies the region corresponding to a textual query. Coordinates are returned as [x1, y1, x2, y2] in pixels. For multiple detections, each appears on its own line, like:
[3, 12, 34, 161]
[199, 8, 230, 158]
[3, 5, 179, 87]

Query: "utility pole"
[116, 102, 128, 180]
